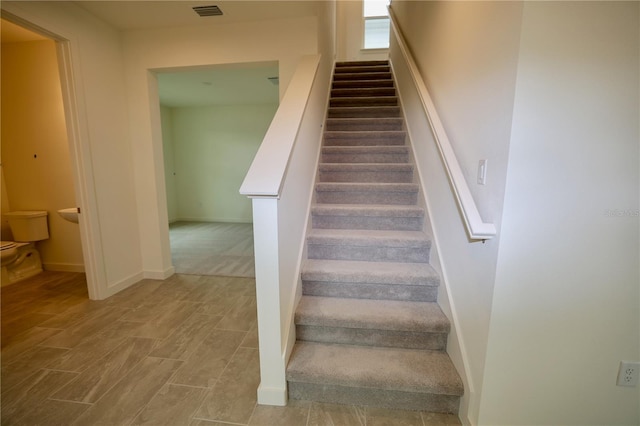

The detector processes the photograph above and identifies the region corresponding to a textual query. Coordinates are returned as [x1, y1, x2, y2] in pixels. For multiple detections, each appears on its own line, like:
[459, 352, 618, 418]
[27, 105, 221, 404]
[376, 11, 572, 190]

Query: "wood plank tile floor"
[170, 222, 255, 278]
[1, 271, 461, 425]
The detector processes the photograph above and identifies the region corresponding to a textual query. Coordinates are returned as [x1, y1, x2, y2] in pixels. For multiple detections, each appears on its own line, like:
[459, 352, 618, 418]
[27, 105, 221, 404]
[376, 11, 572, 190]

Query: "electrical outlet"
[617, 361, 639, 387]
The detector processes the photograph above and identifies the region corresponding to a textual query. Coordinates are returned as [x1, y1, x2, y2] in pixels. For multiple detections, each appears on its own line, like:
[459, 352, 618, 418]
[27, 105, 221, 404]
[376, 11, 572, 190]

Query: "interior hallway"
[1, 271, 461, 425]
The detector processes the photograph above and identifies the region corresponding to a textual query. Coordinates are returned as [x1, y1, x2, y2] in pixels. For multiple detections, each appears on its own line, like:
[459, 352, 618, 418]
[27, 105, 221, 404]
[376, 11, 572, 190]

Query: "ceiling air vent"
[193, 5, 223, 17]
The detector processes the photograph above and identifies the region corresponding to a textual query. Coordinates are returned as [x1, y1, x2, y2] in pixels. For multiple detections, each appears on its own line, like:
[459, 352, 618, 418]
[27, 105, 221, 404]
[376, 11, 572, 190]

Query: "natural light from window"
[363, 0, 390, 49]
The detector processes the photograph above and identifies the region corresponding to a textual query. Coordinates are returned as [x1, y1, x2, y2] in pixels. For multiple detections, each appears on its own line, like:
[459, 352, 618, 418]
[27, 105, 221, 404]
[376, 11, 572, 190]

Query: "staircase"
[285, 61, 464, 413]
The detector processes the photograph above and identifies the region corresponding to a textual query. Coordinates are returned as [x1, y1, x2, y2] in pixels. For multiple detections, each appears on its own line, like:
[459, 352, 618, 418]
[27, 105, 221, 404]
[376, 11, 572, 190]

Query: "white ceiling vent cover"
[193, 5, 223, 17]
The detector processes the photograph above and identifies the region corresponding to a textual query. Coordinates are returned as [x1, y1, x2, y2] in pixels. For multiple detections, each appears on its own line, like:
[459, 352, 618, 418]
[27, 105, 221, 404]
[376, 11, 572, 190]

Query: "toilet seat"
[1, 241, 16, 251]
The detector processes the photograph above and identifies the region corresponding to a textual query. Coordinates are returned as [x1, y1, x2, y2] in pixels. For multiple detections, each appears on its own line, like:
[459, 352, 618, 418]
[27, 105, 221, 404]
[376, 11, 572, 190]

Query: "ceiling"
[157, 62, 279, 107]
[2, 2, 311, 107]
[74, 1, 320, 31]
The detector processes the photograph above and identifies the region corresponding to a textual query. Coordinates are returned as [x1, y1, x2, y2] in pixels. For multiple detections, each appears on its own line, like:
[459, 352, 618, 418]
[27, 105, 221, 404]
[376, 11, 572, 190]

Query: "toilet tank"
[5, 211, 49, 242]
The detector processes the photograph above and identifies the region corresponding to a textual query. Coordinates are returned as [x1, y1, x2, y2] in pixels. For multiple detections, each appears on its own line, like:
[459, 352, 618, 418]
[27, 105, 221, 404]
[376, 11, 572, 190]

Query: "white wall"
[1, 39, 83, 271]
[479, 2, 639, 425]
[390, 1, 523, 422]
[166, 104, 278, 223]
[122, 14, 319, 279]
[1, 1, 143, 298]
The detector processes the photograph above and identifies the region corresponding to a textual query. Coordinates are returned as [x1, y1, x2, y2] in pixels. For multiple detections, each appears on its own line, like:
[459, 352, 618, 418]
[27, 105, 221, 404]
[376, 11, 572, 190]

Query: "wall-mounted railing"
[388, 9, 496, 240]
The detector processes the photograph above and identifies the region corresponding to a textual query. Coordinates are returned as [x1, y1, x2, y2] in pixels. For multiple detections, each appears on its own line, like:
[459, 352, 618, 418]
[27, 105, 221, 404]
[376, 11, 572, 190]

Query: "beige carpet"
[169, 221, 255, 278]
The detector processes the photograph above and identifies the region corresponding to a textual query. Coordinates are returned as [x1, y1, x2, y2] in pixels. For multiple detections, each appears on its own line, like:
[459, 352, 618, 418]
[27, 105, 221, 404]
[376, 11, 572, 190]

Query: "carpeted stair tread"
[315, 182, 419, 205]
[323, 131, 406, 146]
[334, 65, 391, 74]
[307, 229, 430, 263]
[333, 72, 393, 81]
[331, 87, 396, 97]
[330, 96, 398, 107]
[336, 60, 389, 68]
[318, 163, 413, 171]
[286, 342, 463, 396]
[332, 79, 394, 89]
[321, 146, 409, 163]
[296, 296, 449, 333]
[316, 182, 418, 193]
[328, 106, 401, 118]
[302, 259, 439, 287]
[308, 228, 430, 248]
[311, 203, 422, 218]
[326, 117, 403, 132]
[322, 145, 408, 155]
[318, 163, 414, 184]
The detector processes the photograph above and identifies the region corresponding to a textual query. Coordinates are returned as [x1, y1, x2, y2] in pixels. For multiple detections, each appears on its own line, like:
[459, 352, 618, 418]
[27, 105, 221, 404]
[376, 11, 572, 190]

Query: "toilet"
[1, 211, 49, 286]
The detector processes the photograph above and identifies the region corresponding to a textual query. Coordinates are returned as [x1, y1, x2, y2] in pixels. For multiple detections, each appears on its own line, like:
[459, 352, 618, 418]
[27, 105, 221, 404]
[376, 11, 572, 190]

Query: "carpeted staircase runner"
[286, 60, 463, 413]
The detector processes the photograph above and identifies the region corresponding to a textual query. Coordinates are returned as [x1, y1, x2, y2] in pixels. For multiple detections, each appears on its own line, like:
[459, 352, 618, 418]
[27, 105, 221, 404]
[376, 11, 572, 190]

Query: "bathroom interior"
[1, 19, 85, 287]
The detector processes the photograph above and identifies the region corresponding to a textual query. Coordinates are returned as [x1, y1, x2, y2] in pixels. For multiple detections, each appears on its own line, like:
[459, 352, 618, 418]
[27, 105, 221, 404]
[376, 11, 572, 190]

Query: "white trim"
[251, 198, 287, 406]
[143, 266, 175, 280]
[171, 216, 252, 224]
[257, 383, 288, 407]
[104, 271, 144, 298]
[388, 9, 496, 241]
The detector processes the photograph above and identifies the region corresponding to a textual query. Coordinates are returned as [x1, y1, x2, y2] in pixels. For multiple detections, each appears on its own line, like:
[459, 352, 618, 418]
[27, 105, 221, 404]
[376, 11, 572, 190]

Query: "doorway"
[156, 63, 279, 278]
[0, 14, 104, 299]
[0, 19, 84, 276]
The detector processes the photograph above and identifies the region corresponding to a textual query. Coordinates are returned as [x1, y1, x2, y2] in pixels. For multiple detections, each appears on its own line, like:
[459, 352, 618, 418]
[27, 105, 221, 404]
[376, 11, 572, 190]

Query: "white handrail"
[389, 9, 496, 240]
[240, 55, 321, 198]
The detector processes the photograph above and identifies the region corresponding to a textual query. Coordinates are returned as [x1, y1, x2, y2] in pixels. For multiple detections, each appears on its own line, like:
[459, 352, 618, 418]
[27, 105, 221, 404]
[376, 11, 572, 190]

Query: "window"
[363, 0, 390, 49]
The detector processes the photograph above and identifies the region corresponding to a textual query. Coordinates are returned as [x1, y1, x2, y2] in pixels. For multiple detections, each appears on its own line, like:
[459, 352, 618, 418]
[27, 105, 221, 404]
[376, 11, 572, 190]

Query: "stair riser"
[324, 134, 406, 146]
[296, 325, 447, 351]
[333, 72, 392, 81]
[319, 170, 413, 183]
[336, 60, 389, 67]
[312, 215, 422, 231]
[328, 107, 401, 119]
[302, 280, 438, 302]
[288, 382, 460, 414]
[322, 152, 409, 163]
[331, 88, 396, 97]
[332, 80, 394, 89]
[334, 66, 391, 74]
[307, 244, 429, 263]
[316, 190, 417, 205]
[326, 120, 403, 132]
[330, 97, 398, 107]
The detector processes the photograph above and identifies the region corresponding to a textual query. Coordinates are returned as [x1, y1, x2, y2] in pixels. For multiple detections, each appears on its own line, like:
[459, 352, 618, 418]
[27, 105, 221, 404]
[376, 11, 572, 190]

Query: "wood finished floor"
[170, 222, 255, 278]
[1, 271, 461, 426]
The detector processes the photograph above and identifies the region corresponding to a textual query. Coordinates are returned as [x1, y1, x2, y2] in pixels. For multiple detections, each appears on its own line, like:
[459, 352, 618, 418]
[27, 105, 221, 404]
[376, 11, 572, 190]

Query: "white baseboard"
[104, 271, 144, 299]
[143, 266, 175, 280]
[43, 263, 85, 273]
[257, 383, 288, 406]
[173, 216, 252, 224]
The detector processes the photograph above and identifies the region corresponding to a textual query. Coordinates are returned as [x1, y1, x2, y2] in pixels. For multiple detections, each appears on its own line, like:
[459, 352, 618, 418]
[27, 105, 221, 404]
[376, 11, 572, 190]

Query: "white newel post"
[250, 197, 288, 406]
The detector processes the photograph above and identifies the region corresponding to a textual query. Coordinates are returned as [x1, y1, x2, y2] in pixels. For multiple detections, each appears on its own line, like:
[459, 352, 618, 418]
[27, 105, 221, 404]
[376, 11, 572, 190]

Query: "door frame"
[1, 10, 107, 299]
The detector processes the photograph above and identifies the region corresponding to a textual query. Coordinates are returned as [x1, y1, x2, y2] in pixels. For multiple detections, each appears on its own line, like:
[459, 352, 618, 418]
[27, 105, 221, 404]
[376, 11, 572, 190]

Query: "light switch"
[477, 159, 487, 185]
